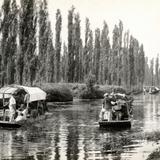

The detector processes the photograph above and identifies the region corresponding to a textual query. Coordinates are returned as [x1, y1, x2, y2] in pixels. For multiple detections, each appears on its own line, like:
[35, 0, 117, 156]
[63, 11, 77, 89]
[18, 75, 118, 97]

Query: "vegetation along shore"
[0, 0, 150, 95]
[0, 0, 159, 101]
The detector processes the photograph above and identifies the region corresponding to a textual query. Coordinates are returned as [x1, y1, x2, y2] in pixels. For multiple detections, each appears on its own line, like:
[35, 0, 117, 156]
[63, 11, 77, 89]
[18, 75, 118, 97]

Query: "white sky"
[0, 0, 159, 59]
[47, 0, 160, 59]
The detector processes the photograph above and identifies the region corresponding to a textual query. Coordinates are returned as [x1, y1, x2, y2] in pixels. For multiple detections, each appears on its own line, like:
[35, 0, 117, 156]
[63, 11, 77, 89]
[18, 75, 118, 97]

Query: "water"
[0, 94, 160, 160]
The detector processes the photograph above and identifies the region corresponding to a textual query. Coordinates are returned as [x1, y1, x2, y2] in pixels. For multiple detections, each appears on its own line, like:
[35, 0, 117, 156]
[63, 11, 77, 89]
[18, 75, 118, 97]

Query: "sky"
[0, 0, 159, 59]
[47, 0, 160, 59]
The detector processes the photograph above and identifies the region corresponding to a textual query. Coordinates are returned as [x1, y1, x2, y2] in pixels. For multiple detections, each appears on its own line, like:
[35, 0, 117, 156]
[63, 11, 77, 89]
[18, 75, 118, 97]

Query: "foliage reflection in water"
[0, 95, 160, 159]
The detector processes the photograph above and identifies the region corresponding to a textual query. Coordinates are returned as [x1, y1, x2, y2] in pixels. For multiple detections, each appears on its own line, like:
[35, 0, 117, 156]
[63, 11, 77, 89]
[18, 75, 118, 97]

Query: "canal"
[0, 93, 160, 160]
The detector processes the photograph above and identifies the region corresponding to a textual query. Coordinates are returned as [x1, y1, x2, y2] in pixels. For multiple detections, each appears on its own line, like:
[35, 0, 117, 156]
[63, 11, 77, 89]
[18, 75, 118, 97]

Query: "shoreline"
[38, 83, 143, 102]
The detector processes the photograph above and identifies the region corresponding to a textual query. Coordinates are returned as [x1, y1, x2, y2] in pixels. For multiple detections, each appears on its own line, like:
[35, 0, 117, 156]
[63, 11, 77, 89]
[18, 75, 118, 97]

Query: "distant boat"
[149, 87, 160, 94]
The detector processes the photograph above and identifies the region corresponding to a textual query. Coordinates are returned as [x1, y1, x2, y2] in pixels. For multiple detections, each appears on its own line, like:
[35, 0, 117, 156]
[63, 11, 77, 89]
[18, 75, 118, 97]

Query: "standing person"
[99, 105, 106, 120]
[9, 95, 16, 122]
[102, 93, 114, 121]
[99, 93, 109, 120]
[24, 93, 30, 108]
[143, 88, 146, 95]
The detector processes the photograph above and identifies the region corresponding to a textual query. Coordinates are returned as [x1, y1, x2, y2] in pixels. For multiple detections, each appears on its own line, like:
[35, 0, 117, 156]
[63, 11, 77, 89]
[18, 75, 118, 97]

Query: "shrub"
[78, 73, 104, 99]
[37, 83, 73, 102]
[85, 72, 96, 92]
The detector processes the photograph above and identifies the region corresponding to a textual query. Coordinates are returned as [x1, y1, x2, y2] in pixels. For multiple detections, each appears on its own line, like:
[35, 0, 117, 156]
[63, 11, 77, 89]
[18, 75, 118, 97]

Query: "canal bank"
[37, 82, 143, 102]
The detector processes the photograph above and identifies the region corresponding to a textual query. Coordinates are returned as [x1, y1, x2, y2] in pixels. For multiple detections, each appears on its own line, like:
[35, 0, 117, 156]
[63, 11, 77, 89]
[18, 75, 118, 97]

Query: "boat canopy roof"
[0, 85, 46, 102]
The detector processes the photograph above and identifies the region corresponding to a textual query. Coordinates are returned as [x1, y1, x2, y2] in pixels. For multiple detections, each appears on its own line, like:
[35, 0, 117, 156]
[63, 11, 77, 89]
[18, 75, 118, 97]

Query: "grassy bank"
[71, 83, 142, 99]
[36, 83, 142, 102]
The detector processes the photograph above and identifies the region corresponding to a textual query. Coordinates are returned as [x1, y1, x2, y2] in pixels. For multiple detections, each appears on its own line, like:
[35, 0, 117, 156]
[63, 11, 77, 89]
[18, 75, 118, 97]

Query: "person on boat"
[8, 95, 16, 122]
[112, 99, 123, 120]
[99, 93, 108, 120]
[100, 93, 116, 121]
[143, 88, 146, 95]
[113, 93, 133, 120]
[15, 104, 28, 122]
[24, 93, 30, 108]
[99, 105, 106, 120]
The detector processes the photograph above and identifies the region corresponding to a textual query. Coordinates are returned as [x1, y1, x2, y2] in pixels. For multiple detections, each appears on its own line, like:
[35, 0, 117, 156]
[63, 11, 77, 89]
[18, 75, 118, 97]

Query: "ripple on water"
[0, 95, 160, 159]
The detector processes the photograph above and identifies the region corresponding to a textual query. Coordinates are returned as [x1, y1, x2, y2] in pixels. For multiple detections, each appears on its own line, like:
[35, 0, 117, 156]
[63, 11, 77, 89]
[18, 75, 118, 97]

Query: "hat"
[104, 93, 109, 97]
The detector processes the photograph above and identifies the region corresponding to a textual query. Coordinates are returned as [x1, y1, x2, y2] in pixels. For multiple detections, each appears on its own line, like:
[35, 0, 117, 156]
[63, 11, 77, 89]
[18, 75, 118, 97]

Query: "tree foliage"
[0, 3, 146, 90]
[55, 9, 62, 82]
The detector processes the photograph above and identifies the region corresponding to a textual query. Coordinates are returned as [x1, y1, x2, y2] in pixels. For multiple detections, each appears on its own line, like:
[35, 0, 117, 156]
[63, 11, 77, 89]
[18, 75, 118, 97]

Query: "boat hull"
[0, 114, 47, 129]
[0, 121, 22, 128]
[99, 119, 131, 129]
[149, 90, 159, 94]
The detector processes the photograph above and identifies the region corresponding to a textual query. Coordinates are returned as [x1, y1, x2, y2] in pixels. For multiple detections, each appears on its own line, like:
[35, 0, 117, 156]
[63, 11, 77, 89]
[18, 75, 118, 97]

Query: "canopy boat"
[99, 93, 133, 129]
[0, 85, 47, 129]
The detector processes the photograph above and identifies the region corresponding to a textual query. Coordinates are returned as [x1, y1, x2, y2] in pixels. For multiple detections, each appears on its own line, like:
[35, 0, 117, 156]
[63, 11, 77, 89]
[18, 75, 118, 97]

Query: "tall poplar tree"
[133, 38, 139, 87]
[155, 54, 159, 85]
[100, 21, 110, 84]
[110, 24, 119, 85]
[73, 13, 81, 82]
[93, 28, 101, 82]
[67, 6, 74, 82]
[6, 0, 18, 84]
[150, 58, 154, 86]
[1, 0, 11, 85]
[55, 9, 62, 82]
[144, 57, 150, 85]
[122, 31, 129, 88]
[117, 20, 123, 85]
[139, 44, 145, 87]
[45, 23, 54, 83]
[128, 36, 136, 89]
[38, 0, 49, 83]
[19, 0, 37, 85]
[83, 18, 93, 81]
[83, 18, 90, 78]
[61, 43, 68, 82]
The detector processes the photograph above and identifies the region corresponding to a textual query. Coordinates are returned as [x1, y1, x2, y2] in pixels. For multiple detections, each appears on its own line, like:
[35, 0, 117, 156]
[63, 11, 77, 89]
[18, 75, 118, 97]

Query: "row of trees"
[0, 0, 146, 90]
[62, 7, 145, 90]
[144, 55, 160, 86]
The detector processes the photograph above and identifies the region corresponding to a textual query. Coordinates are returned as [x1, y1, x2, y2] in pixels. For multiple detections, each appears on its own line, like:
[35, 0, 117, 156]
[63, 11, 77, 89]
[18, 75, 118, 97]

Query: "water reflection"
[142, 94, 160, 132]
[1, 96, 160, 159]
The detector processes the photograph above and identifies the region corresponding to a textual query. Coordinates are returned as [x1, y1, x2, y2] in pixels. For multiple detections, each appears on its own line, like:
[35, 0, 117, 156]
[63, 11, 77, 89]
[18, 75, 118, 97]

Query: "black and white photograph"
[0, 0, 159, 159]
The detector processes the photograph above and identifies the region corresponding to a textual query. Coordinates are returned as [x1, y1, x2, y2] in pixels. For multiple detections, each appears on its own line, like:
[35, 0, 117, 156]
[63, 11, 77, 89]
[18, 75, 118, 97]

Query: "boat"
[0, 85, 47, 129]
[149, 86, 159, 94]
[99, 93, 133, 129]
[99, 119, 132, 129]
[0, 120, 21, 128]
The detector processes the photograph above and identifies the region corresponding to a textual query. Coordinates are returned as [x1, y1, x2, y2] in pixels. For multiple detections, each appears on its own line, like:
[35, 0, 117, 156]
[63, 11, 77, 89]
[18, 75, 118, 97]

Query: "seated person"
[15, 104, 28, 122]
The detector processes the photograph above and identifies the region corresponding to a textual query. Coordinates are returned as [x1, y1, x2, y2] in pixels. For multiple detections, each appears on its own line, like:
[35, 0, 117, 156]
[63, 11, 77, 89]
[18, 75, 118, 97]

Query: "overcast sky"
[0, 0, 159, 59]
[47, 0, 160, 59]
